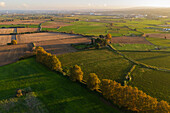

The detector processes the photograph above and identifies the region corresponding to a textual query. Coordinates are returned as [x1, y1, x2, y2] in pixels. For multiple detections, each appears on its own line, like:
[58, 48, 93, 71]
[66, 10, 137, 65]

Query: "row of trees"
[69, 65, 170, 112]
[101, 79, 170, 112]
[36, 47, 62, 72]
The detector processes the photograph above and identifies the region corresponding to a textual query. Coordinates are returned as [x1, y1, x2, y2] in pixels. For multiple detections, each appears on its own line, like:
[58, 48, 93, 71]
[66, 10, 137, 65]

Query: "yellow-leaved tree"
[87, 73, 101, 91]
[70, 65, 83, 82]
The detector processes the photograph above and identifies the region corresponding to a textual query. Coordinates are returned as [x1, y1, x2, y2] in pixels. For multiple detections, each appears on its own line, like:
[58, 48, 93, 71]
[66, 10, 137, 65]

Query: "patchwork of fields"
[0, 16, 170, 112]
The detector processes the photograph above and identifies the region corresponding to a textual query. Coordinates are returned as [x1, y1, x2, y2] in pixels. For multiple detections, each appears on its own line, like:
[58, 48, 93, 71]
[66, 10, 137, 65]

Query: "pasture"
[0, 57, 120, 113]
[122, 51, 170, 69]
[58, 48, 133, 83]
[130, 66, 170, 103]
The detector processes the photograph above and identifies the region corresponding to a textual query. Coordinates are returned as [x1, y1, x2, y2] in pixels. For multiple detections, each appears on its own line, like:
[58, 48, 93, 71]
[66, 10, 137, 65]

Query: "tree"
[106, 33, 112, 43]
[11, 40, 17, 45]
[155, 100, 170, 113]
[70, 65, 83, 82]
[87, 73, 101, 91]
[49, 55, 62, 72]
[110, 23, 114, 26]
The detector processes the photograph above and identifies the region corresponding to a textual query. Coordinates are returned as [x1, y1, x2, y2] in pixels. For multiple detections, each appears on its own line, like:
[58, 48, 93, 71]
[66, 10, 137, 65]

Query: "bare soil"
[0, 35, 12, 45]
[17, 28, 39, 33]
[16, 32, 86, 44]
[0, 20, 45, 25]
[111, 36, 151, 44]
[36, 37, 90, 55]
[0, 28, 14, 34]
[0, 32, 90, 66]
[0, 44, 33, 66]
[42, 21, 71, 28]
[146, 33, 170, 39]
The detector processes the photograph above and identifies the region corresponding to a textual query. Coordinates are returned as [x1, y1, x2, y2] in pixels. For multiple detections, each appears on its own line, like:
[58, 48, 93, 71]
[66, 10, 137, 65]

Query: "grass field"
[0, 57, 120, 113]
[58, 48, 132, 83]
[146, 37, 170, 47]
[122, 51, 170, 69]
[0, 24, 39, 28]
[41, 17, 170, 36]
[112, 43, 156, 51]
[129, 66, 170, 103]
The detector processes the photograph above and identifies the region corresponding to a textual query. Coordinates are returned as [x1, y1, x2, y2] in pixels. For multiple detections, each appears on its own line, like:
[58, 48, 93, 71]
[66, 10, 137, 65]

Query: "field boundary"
[108, 44, 170, 72]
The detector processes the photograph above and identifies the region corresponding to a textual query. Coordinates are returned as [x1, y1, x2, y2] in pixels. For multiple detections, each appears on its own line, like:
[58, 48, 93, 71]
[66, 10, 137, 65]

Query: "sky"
[0, 0, 170, 10]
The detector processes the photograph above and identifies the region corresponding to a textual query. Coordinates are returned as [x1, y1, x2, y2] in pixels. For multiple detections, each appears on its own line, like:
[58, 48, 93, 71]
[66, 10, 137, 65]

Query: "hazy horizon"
[0, 0, 170, 10]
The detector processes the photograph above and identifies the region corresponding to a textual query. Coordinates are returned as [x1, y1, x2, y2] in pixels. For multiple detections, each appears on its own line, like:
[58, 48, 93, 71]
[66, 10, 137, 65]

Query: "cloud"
[0, 2, 5, 7]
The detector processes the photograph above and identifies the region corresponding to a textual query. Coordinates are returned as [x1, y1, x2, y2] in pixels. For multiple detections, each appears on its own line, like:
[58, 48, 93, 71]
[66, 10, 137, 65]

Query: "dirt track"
[111, 36, 151, 44]
[0, 44, 33, 66]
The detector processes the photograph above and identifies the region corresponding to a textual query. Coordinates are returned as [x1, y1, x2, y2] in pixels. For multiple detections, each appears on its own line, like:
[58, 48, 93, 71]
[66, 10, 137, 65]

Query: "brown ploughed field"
[17, 28, 39, 33]
[0, 32, 90, 66]
[0, 20, 44, 25]
[111, 36, 151, 44]
[0, 44, 33, 66]
[0, 35, 12, 45]
[146, 33, 170, 39]
[0, 28, 14, 34]
[42, 21, 71, 28]
[16, 32, 86, 44]
[36, 37, 90, 55]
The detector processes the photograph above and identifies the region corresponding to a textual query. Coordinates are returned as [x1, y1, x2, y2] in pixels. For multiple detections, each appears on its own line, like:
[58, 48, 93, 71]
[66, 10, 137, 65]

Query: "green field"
[42, 16, 170, 36]
[0, 24, 39, 28]
[122, 51, 170, 69]
[112, 43, 156, 51]
[0, 57, 120, 113]
[58, 48, 132, 83]
[146, 37, 170, 47]
[129, 66, 170, 103]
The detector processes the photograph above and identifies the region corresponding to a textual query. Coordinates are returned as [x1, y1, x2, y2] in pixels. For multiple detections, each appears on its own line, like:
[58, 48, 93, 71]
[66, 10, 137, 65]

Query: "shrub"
[87, 73, 101, 91]
[70, 30, 74, 34]
[11, 40, 17, 45]
[70, 65, 83, 82]
[16, 89, 23, 97]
